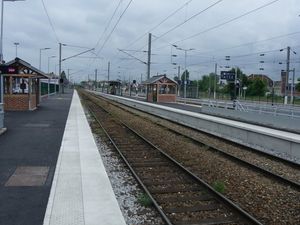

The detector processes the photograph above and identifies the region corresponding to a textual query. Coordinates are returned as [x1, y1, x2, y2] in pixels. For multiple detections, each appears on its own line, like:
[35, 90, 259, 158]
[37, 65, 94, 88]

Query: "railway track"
[79, 90, 300, 224]
[79, 90, 262, 225]
[88, 91, 300, 188]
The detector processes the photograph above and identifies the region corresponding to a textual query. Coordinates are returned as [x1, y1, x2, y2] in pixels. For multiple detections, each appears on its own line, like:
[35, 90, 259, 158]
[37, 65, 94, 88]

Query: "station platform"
[0, 89, 126, 225]
[0, 90, 73, 225]
[98, 92, 300, 161]
[43, 91, 126, 225]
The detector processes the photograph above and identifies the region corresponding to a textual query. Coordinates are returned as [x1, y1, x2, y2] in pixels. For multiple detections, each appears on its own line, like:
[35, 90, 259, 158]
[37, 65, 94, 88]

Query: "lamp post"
[47, 55, 56, 73]
[13, 42, 19, 57]
[0, 0, 25, 63]
[0, 0, 24, 131]
[173, 45, 194, 104]
[280, 47, 296, 104]
[39, 47, 51, 70]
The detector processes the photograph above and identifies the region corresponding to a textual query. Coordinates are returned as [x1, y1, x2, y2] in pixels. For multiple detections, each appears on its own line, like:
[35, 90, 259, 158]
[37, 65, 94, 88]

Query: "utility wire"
[125, 0, 193, 49]
[94, 0, 123, 49]
[174, 0, 281, 44]
[189, 31, 300, 56]
[97, 0, 134, 55]
[119, 0, 224, 66]
[40, 0, 60, 43]
[81, 0, 131, 74]
[155, 0, 224, 41]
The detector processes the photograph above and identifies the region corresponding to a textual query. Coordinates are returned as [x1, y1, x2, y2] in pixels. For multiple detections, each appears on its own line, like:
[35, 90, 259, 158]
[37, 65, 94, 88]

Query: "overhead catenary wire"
[173, 0, 281, 45]
[96, 0, 134, 56]
[93, 0, 123, 49]
[76, 0, 133, 76]
[189, 31, 300, 56]
[154, 0, 225, 42]
[114, 0, 223, 69]
[40, 0, 60, 43]
[111, 0, 195, 71]
[124, 0, 194, 49]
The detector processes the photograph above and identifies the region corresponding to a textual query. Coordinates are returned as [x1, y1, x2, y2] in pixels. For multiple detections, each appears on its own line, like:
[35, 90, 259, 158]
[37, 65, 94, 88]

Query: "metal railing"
[177, 97, 300, 119]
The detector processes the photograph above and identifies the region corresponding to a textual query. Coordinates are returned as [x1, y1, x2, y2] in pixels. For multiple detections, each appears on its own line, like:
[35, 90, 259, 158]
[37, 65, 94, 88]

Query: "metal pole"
[184, 50, 187, 104]
[15, 43, 18, 57]
[234, 67, 237, 100]
[196, 76, 199, 99]
[107, 61, 110, 81]
[147, 33, 152, 79]
[67, 68, 70, 89]
[0, 0, 4, 64]
[178, 65, 180, 97]
[39, 49, 42, 70]
[48, 57, 50, 73]
[59, 43, 62, 93]
[291, 68, 295, 104]
[95, 69, 97, 90]
[214, 63, 217, 99]
[284, 46, 290, 104]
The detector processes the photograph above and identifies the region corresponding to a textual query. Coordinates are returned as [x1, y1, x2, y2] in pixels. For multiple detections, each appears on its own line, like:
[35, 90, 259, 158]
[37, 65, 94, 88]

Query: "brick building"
[143, 75, 178, 103]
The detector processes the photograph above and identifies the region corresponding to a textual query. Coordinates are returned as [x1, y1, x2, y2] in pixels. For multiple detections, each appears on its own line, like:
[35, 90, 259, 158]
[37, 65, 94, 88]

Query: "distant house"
[248, 74, 274, 90]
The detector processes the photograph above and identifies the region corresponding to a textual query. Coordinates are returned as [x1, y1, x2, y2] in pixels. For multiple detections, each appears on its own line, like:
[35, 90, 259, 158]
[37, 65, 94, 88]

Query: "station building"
[0, 58, 50, 111]
[143, 75, 178, 103]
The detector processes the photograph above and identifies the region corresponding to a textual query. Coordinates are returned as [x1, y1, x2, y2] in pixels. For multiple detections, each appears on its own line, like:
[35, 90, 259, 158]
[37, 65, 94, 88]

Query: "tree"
[247, 78, 267, 96]
[296, 78, 300, 92]
[222, 67, 247, 98]
[181, 70, 190, 81]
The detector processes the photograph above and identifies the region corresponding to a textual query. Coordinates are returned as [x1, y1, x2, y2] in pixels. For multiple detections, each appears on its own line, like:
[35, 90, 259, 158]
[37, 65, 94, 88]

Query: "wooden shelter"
[0, 58, 49, 111]
[144, 75, 178, 103]
[98, 80, 122, 95]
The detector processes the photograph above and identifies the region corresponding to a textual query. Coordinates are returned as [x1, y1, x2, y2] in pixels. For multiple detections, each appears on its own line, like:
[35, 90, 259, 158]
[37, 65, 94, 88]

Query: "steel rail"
[89, 91, 300, 189]
[79, 90, 263, 225]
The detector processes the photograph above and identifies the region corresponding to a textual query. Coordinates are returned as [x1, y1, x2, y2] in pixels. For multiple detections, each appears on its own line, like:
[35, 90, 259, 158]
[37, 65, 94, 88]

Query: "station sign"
[0, 65, 17, 74]
[220, 71, 235, 81]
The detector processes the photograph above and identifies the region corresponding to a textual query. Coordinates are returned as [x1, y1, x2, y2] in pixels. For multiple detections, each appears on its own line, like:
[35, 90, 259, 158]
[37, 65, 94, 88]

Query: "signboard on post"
[220, 71, 235, 81]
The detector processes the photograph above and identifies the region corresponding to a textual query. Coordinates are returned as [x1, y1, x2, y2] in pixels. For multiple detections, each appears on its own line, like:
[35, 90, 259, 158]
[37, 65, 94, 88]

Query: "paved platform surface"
[0, 90, 73, 225]
[43, 91, 126, 225]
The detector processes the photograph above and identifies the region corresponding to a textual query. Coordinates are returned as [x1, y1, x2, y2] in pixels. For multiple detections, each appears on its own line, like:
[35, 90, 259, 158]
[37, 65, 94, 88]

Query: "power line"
[189, 31, 300, 56]
[40, 0, 60, 43]
[155, 0, 224, 41]
[94, 0, 123, 49]
[125, 0, 193, 49]
[96, 0, 134, 55]
[132, 0, 224, 54]
[174, 0, 281, 44]
[111, 0, 194, 69]
[80, 0, 133, 75]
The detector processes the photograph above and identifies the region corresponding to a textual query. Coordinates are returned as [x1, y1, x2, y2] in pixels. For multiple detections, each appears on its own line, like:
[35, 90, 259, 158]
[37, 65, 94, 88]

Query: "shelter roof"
[143, 75, 177, 85]
[1, 57, 49, 78]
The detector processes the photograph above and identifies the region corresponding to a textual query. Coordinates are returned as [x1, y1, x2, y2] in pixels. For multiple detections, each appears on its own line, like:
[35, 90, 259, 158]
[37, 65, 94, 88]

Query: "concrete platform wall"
[99, 93, 300, 158]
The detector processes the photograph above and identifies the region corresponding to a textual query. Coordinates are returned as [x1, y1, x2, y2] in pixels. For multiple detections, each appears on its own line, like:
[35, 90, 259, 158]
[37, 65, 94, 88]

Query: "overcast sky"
[2, 0, 300, 82]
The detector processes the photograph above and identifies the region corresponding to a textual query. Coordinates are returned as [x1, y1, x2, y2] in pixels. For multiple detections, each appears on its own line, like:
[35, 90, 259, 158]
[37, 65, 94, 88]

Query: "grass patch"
[212, 180, 225, 194]
[137, 193, 153, 207]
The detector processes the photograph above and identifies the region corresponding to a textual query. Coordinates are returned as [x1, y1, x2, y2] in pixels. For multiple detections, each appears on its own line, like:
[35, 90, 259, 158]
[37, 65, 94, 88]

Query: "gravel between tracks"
[98, 97, 300, 225]
[85, 111, 165, 225]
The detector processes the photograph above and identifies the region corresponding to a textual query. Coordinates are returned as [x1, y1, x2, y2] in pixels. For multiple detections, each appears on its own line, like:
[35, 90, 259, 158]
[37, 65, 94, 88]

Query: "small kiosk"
[108, 80, 122, 95]
[144, 75, 177, 103]
[98, 80, 122, 95]
[0, 58, 49, 111]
